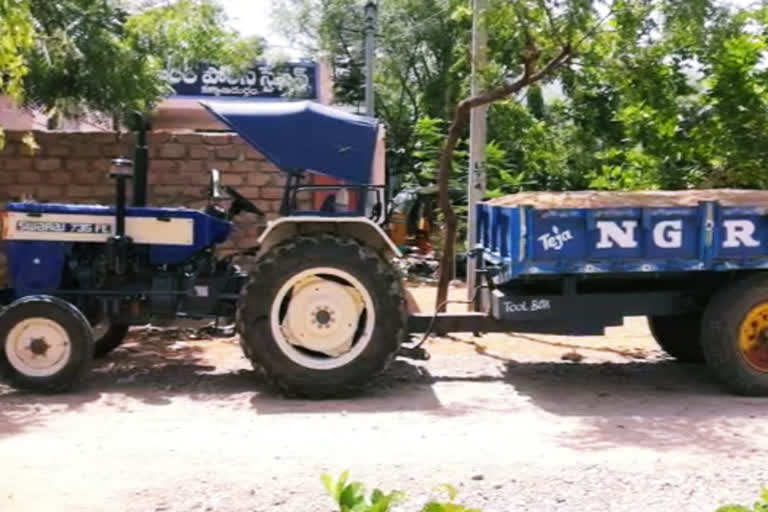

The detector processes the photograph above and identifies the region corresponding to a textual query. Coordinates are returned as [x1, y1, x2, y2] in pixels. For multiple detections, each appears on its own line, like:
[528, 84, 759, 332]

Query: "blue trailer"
[2, 102, 768, 398]
[412, 195, 768, 396]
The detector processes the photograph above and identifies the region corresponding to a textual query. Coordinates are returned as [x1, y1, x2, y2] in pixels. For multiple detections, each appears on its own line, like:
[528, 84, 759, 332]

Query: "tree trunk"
[435, 43, 572, 312]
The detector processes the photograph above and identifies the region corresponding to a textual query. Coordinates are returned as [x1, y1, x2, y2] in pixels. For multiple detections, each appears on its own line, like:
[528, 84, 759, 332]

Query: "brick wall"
[0, 129, 292, 286]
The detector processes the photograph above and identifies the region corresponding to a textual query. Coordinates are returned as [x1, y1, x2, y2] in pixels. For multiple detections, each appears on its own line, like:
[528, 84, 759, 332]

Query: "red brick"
[174, 133, 202, 144]
[231, 160, 260, 173]
[91, 185, 114, 199]
[18, 171, 42, 184]
[201, 134, 231, 145]
[73, 169, 107, 185]
[3, 185, 33, 200]
[260, 162, 281, 173]
[45, 144, 72, 157]
[188, 145, 211, 159]
[34, 158, 61, 172]
[4, 158, 32, 171]
[244, 147, 266, 160]
[102, 143, 130, 158]
[46, 171, 72, 185]
[72, 143, 101, 158]
[245, 173, 271, 186]
[182, 185, 207, 197]
[149, 160, 179, 173]
[0, 171, 15, 184]
[159, 143, 186, 159]
[34, 185, 63, 199]
[65, 159, 91, 172]
[86, 132, 120, 145]
[153, 185, 185, 196]
[206, 161, 231, 172]
[66, 185, 92, 197]
[179, 160, 204, 172]
[260, 187, 284, 200]
[215, 146, 241, 160]
[178, 172, 210, 186]
[89, 159, 113, 175]
[237, 187, 264, 199]
[149, 132, 172, 145]
[268, 173, 287, 187]
[221, 174, 243, 186]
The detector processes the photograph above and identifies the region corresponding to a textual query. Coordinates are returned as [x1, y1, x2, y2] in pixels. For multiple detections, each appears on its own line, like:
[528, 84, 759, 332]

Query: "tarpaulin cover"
[201, 100, 379, 185]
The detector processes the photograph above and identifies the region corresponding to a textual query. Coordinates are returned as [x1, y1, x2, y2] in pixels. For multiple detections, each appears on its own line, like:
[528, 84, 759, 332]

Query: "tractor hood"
[201, 100, 379, 185]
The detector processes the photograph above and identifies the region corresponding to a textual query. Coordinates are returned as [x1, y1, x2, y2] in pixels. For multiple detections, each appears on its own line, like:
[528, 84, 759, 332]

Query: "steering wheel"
[208, 168, 265, 218]
[225, 185, 265, 217]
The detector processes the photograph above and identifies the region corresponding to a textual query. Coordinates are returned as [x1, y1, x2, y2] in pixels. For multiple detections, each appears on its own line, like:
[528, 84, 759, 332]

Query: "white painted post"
[467, 0, 488, 306]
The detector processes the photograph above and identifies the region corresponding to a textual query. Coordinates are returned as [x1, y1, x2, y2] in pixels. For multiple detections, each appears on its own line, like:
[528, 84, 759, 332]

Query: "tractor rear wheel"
[237, 234, 406, 398]
[647, 314, 704, 363]
[0, 296, 93, 392]
[92, 322, 130, 359]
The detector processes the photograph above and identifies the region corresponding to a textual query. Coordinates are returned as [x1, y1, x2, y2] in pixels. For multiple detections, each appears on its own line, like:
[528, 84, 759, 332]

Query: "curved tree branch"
[435, 42, 572, 311]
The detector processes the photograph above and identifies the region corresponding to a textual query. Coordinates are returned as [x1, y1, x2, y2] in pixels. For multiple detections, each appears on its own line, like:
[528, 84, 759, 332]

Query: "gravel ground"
[2, 315, 768, 512]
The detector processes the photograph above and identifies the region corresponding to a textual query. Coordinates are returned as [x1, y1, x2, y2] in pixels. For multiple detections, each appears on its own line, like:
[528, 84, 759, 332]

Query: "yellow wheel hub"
[739, 303, 768, 372]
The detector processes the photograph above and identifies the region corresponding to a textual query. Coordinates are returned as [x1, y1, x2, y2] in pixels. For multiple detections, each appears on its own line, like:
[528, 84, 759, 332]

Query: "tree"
[1, 0, 262, 129]
[0, 0, 34, 145]
[273, 0, 470, 186]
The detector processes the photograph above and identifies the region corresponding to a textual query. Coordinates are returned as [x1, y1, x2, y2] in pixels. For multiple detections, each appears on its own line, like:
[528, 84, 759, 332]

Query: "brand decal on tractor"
[16, 220, 113, 235]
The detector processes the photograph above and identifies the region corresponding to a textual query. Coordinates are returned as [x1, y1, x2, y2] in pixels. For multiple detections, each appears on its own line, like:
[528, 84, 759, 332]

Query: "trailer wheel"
[237, 234, 406, 398]
[647, 314, 704, 363]
[702, 275, 768, 396]
[0, 296, 93, 393]
[92, 322, 130, 359]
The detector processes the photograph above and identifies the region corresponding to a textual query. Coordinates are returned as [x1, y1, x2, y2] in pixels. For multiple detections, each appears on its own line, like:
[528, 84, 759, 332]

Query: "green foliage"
[321, 473, 481, 512]
[1, 0, 261, 125]
[321, 471, 407, 512]
[0, 0, 33, 100]
[125, 0, 262, 72]
[277, 0, 768, 200]
[0, 0, 34, 146]
[717, 488, 768, 512]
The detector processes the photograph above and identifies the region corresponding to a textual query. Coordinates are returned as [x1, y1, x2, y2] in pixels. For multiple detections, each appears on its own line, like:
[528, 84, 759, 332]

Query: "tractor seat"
[320, 194, 337, 213]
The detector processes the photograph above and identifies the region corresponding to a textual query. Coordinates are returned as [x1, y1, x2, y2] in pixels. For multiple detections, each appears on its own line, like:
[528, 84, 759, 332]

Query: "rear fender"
[257, 217, 401, 259]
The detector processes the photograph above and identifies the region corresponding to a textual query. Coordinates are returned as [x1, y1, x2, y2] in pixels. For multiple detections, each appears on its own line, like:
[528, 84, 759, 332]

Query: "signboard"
[163, 62, 317, 99]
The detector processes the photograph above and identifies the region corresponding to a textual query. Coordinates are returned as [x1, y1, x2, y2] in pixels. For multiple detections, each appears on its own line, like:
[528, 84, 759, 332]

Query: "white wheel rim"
[5, 317, 72, 377]
[270, 267, 376, 370]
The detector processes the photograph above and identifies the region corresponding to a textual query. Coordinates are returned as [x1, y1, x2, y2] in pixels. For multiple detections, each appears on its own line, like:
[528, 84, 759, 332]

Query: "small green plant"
[321, 472, 482, 512]
[717, 489, 768, 512]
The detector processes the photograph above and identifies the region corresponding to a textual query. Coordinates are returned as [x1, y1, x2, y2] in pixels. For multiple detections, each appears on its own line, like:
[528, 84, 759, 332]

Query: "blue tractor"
[0, 101, 407, 398]
[7, 100, 768, 398]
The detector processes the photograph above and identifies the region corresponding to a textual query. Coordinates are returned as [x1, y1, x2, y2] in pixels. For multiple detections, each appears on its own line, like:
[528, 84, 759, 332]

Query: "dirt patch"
[487, 189, 768, 208]
[2, 285, 768, 512]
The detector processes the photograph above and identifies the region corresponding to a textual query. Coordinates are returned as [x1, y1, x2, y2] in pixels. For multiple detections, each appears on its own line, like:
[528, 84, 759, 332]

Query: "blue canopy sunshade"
[201, 100, 379, 185]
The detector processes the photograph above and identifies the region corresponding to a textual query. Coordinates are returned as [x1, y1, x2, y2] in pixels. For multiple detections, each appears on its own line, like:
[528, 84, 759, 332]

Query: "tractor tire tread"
[701, 273, 768, 396]
[237, 233, 406, 399]
[0, 295, 94, 393]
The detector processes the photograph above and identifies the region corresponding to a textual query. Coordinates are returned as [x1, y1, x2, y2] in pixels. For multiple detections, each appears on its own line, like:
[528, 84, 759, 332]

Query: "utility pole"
[364, 1, 378, 116]
[467, 0, 488, 305]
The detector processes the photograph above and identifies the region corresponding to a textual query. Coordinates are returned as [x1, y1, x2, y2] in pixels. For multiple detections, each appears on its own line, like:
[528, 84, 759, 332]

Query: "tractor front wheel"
[0, 296, 93, 392]
[237, 234, 406, 398]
